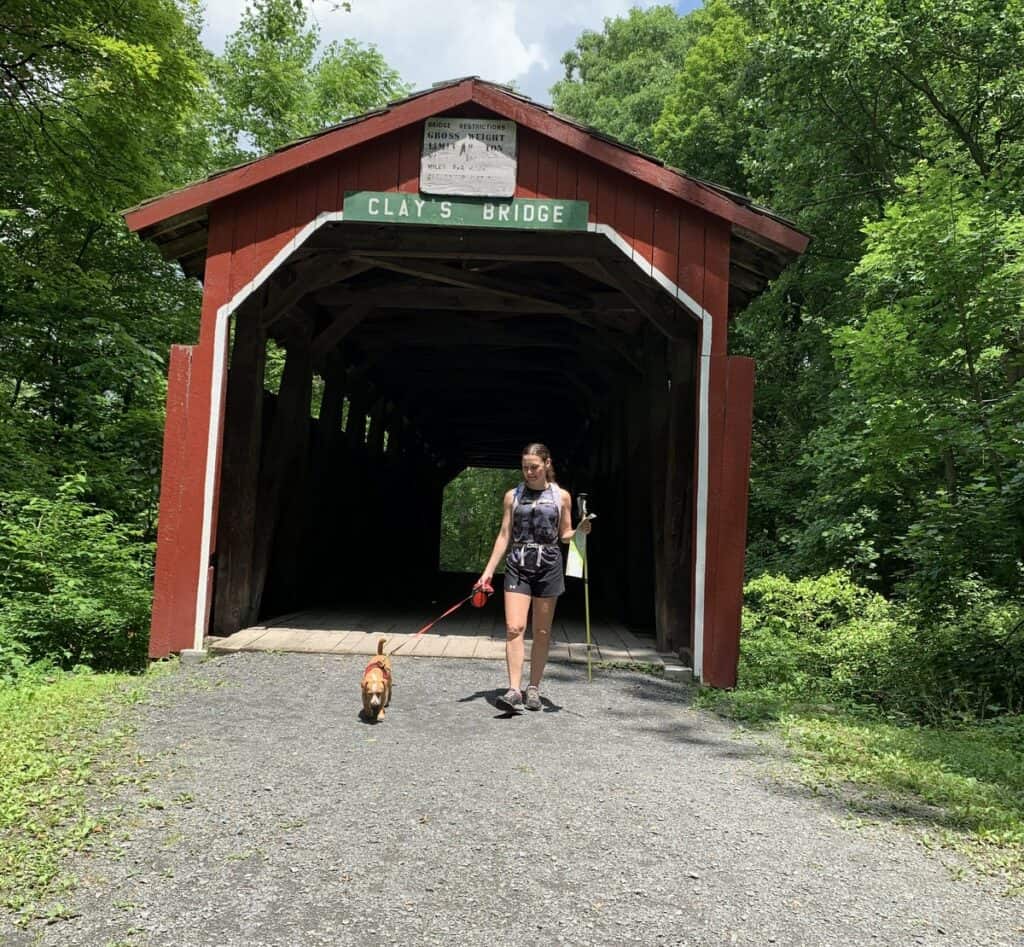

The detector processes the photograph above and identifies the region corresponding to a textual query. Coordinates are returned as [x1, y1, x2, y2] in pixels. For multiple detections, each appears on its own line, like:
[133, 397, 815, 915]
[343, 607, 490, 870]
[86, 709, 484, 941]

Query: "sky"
[201, 1, 703, 107]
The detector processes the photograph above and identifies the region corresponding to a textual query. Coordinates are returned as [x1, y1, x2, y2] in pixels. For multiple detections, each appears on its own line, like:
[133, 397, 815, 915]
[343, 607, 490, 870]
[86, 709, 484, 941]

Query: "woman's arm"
[478, 489, 514, 583]
[558, 489, 574, 542]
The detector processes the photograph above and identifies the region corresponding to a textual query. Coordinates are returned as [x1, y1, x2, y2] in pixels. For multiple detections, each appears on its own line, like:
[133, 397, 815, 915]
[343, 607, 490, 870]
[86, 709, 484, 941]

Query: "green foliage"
[0, 0, 410, 675]
[551, 6, 698, 154]
[439, 468, 519, 573]
[0, 0, 210, 214]
[653, 0, 753, 191]
[0, 665, 155, 917]
[738, 572, 899, 704]
[735, 573, 1024, 722]
[0, 477, 153, 676]
[208, 0, 409, 164]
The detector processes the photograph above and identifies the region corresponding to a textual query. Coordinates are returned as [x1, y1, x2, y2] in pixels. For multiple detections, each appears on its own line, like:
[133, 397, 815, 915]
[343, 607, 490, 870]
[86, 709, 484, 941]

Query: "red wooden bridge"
[124, 78, 808, 687]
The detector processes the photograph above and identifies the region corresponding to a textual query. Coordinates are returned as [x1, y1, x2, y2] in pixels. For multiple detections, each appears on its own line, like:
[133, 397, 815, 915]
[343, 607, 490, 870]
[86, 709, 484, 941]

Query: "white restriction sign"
[421, 117, 517, 197]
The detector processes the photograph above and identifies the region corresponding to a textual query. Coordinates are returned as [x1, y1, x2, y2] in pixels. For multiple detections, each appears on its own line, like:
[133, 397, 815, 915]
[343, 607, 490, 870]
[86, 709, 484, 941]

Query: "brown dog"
[360, 638, 392, 721]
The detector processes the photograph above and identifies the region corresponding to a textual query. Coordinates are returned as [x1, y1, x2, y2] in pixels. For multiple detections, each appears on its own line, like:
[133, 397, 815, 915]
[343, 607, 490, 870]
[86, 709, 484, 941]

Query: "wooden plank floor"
[209, 605, 664, 667]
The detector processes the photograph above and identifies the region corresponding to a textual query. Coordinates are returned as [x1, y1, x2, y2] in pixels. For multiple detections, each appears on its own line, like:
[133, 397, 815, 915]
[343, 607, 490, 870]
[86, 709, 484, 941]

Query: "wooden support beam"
[314, 285, 626, 314]
[247, 320, 313, 622]
[212, 312, 266, 636]
[592, 253, 695, 341]
[258, 257, 371, 329]
[310, 303, 373, 365]
[645, 330, 670, 649]
[308, 224, 602, 261]
[351, 255, 589, 312]
[662, 339, 698, 656]
[158, 228, 208, 261]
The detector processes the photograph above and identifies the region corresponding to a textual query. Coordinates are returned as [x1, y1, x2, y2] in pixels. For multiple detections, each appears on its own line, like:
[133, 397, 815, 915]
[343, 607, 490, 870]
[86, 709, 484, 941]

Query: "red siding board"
[595, 166, 617, 232]
[556, 147, 578, 200]
[612, 174, 635, 254]
[577, 162, 598, 222]
[315, 154, 341, 217]
[537, 142, 558, 199]
[294, 159, 320, 233]
[397, 124, 421, 193]
[336, 153, 361, 209]
[705, 356, 755, 688]
[149, 344, 195, 658]
[356, 136, 399, 192]
[677, 209, 706, 309]
[516, 128, 539, 198]
[227, 195, 259, 298]
[651, 198, 680, 292]
[633, 183, 655, 271]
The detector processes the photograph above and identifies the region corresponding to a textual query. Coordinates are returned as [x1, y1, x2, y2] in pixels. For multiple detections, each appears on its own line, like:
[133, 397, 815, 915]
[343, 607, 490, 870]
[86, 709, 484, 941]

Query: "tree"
[551, 6, 698, 155]
[0, 0, 209, 529]
[208, 0, 409, 165]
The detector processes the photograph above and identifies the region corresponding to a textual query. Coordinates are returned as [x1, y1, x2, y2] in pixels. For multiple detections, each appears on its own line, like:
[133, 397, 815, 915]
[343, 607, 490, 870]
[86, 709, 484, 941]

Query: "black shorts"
[504, 546, 564, 598]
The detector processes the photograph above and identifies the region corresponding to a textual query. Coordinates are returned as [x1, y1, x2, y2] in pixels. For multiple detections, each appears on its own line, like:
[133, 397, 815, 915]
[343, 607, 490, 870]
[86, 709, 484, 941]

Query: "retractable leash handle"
[471, 578, 494, 608]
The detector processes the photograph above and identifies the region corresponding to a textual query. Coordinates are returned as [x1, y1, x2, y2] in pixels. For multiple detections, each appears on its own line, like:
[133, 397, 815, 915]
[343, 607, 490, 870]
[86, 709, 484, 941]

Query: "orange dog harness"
[363, 658, 390, 680]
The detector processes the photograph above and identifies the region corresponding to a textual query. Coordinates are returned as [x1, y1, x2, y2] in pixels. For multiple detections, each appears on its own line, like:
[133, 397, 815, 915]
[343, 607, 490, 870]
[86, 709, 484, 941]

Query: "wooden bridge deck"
[208, 605, 663, 667]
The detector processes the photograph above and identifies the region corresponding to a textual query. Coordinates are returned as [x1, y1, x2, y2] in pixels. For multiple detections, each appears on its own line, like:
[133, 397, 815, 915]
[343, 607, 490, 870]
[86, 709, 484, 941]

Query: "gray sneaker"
[496, 687, 524, 712]
[524, 685, 542, 711]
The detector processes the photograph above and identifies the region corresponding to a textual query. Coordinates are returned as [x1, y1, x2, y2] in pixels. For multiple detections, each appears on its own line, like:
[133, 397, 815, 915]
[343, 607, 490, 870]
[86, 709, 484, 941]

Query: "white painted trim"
[192, 210, 346, 650]
[192, 214, 711, 682]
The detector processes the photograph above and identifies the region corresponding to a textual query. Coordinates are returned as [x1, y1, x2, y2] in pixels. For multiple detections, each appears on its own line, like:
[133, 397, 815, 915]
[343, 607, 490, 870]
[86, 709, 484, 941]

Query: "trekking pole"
[577, 493, 594, 683]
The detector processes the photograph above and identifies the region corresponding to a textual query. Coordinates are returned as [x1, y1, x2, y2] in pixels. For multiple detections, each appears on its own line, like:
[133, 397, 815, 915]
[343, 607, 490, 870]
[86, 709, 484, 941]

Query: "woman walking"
[475, 443, 592, 712]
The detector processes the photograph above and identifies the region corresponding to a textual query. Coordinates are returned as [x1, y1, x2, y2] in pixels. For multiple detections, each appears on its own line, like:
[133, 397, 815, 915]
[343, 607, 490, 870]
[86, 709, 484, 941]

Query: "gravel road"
[3, 651, 1021, 947]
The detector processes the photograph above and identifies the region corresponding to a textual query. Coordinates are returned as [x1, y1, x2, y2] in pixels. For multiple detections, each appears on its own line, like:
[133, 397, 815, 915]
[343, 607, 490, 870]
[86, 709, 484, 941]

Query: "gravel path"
[3, 652, 1021, 947]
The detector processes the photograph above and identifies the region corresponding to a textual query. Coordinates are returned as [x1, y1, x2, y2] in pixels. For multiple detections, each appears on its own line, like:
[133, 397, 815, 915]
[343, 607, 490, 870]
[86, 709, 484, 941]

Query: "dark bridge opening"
[211, 222, 698, 647]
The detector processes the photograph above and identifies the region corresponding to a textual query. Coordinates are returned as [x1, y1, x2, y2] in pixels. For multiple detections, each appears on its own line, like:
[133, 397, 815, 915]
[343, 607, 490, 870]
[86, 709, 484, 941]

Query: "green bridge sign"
[343, 191, 590, 231]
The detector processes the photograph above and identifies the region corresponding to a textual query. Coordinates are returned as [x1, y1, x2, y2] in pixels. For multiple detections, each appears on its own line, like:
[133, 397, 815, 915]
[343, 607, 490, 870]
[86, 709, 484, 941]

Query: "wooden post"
[624, 379, 653, 627]
[663, 339, 698, 657]
[309, 358, 347, 601]
[212, 312, 267, 636]
[248, 318, 313, 622]
[645, 329, 670, 650]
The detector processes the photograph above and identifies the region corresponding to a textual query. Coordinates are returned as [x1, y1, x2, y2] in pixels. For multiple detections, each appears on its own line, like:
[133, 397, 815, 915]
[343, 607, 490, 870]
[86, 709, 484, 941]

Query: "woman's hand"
[577, 515, 594, 536]
[474, 574, 494, 593]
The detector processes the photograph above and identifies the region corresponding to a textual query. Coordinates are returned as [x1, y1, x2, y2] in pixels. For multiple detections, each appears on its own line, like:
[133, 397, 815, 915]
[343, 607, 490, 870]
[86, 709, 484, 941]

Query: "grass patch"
[0, 663, 170, 920]
[700, 688, 1024, 891]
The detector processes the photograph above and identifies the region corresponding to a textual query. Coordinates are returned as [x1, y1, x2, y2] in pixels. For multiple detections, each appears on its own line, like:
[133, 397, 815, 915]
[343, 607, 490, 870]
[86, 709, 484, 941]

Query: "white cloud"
[201, 0, 662, 105]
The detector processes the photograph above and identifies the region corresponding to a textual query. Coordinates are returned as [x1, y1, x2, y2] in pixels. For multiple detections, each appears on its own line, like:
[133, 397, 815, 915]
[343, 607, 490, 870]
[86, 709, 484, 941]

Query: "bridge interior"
[210, 222, 701, 650]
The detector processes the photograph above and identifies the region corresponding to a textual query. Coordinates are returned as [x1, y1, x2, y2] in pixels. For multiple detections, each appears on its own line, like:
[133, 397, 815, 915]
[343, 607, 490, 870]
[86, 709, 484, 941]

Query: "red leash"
[389, 581, 493, 655]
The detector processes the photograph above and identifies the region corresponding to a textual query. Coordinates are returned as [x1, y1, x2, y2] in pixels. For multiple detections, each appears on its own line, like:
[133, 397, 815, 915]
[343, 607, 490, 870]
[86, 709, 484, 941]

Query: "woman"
[475, 443, 593, 712]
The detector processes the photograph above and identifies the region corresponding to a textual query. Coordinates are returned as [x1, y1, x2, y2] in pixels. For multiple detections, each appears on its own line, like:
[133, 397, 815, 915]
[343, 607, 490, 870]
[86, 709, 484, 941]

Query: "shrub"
[738, 571, 1024, 723]
[881, 578, 1024, 721]
[0, 475, 152, 678]
[739, 571, 897, 705]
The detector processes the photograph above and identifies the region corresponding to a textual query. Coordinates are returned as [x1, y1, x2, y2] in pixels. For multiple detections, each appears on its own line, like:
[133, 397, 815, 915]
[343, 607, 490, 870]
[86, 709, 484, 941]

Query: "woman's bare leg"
[528, 595, 558, 687]
[504, 590, 532, 691]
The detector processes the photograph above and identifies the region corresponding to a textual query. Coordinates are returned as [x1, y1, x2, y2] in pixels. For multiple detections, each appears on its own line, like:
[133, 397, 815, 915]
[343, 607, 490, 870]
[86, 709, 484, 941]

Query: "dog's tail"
[377, 637, 387, 654]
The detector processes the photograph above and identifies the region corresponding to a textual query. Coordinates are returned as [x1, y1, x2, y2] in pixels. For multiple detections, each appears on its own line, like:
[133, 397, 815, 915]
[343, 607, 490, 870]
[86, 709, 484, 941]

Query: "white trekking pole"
[577, 493, 594, 682]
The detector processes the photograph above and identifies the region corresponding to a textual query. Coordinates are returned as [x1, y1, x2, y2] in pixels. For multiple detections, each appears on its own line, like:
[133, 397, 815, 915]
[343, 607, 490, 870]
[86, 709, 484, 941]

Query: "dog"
[360, 638, 392, 722]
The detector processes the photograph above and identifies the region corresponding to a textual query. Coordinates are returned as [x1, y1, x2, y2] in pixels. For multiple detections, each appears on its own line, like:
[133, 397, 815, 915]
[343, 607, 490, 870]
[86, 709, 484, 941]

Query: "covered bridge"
[124, 78, 808, 687]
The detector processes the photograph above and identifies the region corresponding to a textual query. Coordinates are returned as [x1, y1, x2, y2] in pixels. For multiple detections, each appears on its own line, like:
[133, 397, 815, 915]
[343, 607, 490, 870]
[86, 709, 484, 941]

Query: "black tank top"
[510, 482, 561, 545]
